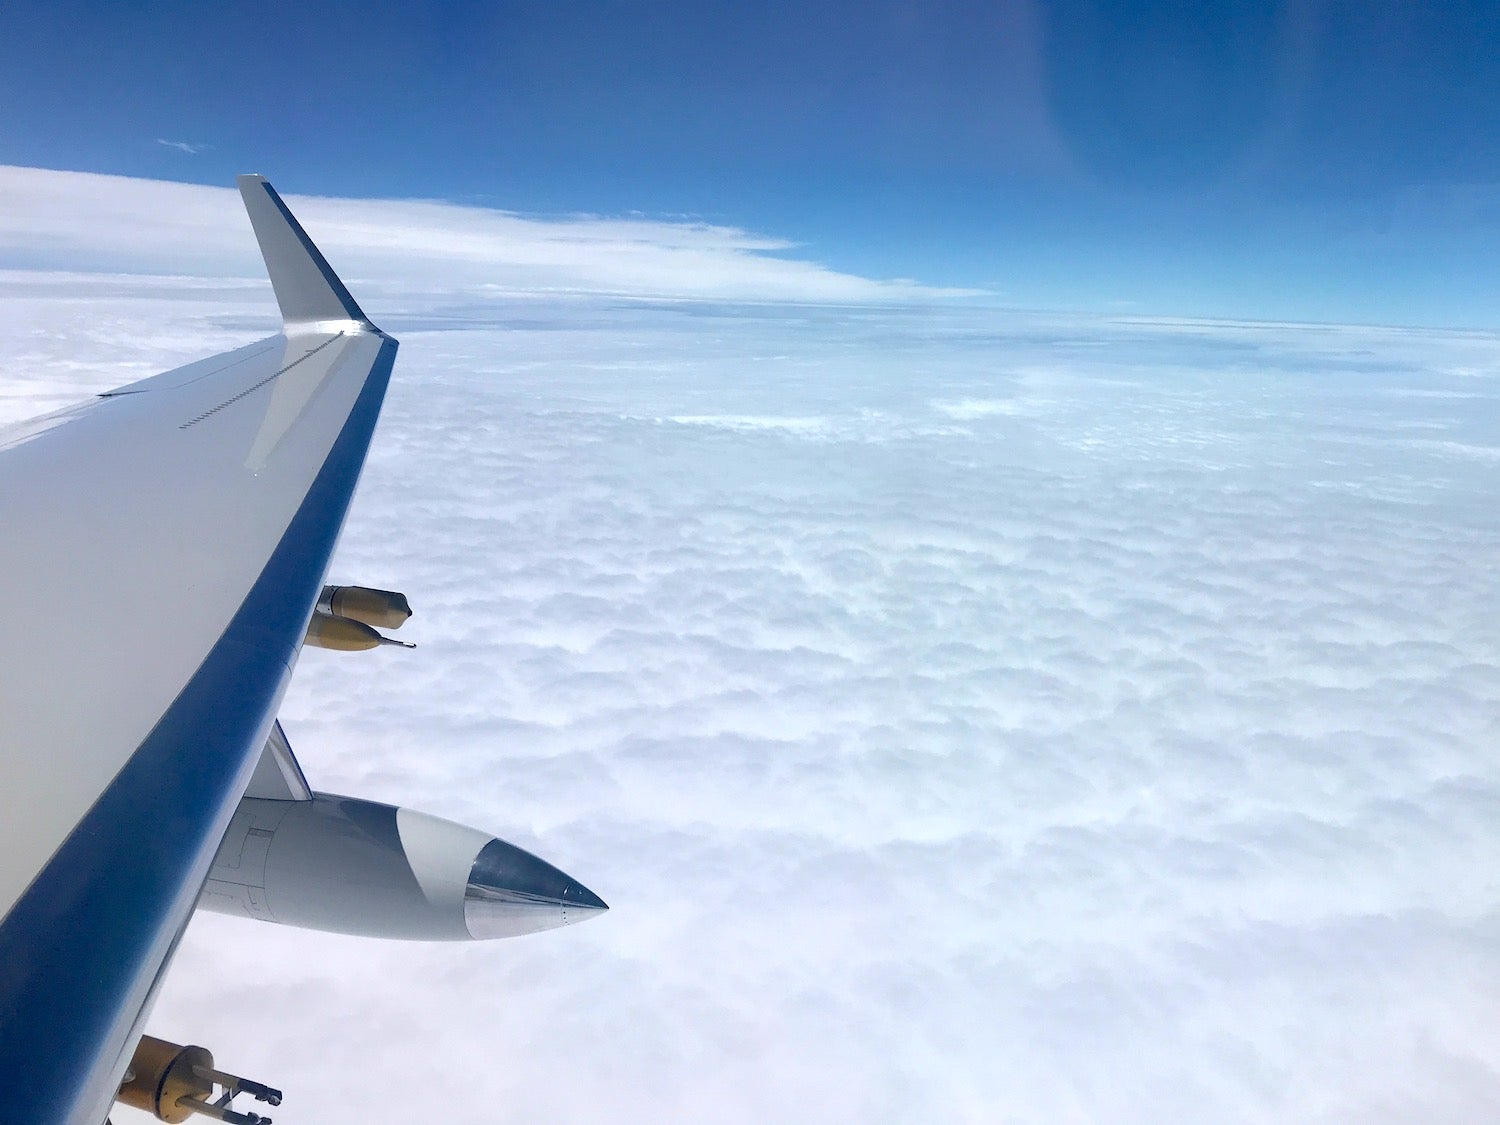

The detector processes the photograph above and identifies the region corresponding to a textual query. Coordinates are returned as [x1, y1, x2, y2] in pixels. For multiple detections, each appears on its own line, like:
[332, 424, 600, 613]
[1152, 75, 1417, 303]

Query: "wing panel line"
[180, 332, 343, 429]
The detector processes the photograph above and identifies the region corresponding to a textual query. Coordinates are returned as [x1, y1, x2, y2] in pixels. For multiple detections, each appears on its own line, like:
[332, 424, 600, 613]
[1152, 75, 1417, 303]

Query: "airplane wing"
[0, 176, 606, 1125]
[0, 176, 397, 1125]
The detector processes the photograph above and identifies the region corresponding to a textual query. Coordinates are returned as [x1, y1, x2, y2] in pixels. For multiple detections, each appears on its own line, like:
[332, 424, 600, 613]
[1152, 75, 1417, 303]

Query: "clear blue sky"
[4, 1, 1500, 325]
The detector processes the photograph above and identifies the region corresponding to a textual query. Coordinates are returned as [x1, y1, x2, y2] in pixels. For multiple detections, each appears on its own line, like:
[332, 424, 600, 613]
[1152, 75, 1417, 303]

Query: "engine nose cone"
[463, 837, 608, 939]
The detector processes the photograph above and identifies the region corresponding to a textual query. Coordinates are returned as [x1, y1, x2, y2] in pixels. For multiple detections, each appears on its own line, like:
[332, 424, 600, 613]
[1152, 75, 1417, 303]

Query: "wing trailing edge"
[237, 174, 377, 334]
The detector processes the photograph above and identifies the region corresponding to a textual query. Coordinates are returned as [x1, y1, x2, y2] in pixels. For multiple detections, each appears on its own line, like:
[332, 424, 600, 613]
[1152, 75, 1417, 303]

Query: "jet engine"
[199, 795, 606, 940]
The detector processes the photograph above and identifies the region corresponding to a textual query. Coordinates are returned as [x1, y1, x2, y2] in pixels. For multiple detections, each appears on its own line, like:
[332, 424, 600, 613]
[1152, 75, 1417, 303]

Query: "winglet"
[237, 174, 376, 334]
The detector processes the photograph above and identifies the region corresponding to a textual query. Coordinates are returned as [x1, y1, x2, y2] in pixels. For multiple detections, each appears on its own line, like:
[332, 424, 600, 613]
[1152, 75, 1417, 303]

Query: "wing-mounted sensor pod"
[304, 584, 415, 650]
[116, 1036, 281, 1124]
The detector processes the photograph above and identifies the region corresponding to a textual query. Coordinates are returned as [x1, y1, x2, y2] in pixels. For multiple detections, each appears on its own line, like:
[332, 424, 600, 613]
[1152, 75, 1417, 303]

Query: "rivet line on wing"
[179, 333, 345, 430]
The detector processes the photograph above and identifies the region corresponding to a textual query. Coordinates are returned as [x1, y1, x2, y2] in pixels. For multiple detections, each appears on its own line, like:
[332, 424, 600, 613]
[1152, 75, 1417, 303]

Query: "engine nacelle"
[199, 794, 606, 940]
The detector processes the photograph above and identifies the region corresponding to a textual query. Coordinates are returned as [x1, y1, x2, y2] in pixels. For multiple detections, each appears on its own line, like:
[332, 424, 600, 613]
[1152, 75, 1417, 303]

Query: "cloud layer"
[0, 165, 978, 303]
[4, 169, 1500, 1122]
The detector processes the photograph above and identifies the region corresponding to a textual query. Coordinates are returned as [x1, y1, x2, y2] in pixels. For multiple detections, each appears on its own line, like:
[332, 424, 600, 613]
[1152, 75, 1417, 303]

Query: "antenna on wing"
[236, 174, 378, 335]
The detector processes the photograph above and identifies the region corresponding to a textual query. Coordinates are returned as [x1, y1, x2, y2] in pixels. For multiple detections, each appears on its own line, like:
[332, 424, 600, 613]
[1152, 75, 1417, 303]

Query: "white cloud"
[5, 168, 1500, 1122]
[155, 138, 207, 155]
[0, 165, 980, 303]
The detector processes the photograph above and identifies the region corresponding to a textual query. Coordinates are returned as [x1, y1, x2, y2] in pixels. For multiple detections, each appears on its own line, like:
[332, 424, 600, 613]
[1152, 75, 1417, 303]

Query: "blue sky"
[4, 1, 1500, 325]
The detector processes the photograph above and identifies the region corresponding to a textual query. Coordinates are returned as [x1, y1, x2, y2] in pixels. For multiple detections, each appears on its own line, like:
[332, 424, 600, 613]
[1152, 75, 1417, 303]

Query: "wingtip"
[236, 175, 375, 333]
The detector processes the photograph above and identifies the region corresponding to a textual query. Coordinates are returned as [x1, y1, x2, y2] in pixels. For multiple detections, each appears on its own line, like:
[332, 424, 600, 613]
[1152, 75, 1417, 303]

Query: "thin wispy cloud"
[154, 138, 207, 155]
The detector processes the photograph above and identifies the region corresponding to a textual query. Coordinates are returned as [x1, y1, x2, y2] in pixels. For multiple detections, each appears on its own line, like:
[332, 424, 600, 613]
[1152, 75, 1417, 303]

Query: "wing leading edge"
[0, 179, 397, 1124]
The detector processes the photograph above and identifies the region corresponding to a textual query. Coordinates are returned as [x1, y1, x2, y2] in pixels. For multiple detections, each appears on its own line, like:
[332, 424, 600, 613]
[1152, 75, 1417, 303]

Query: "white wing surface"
[0, 176, 398, 1124]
